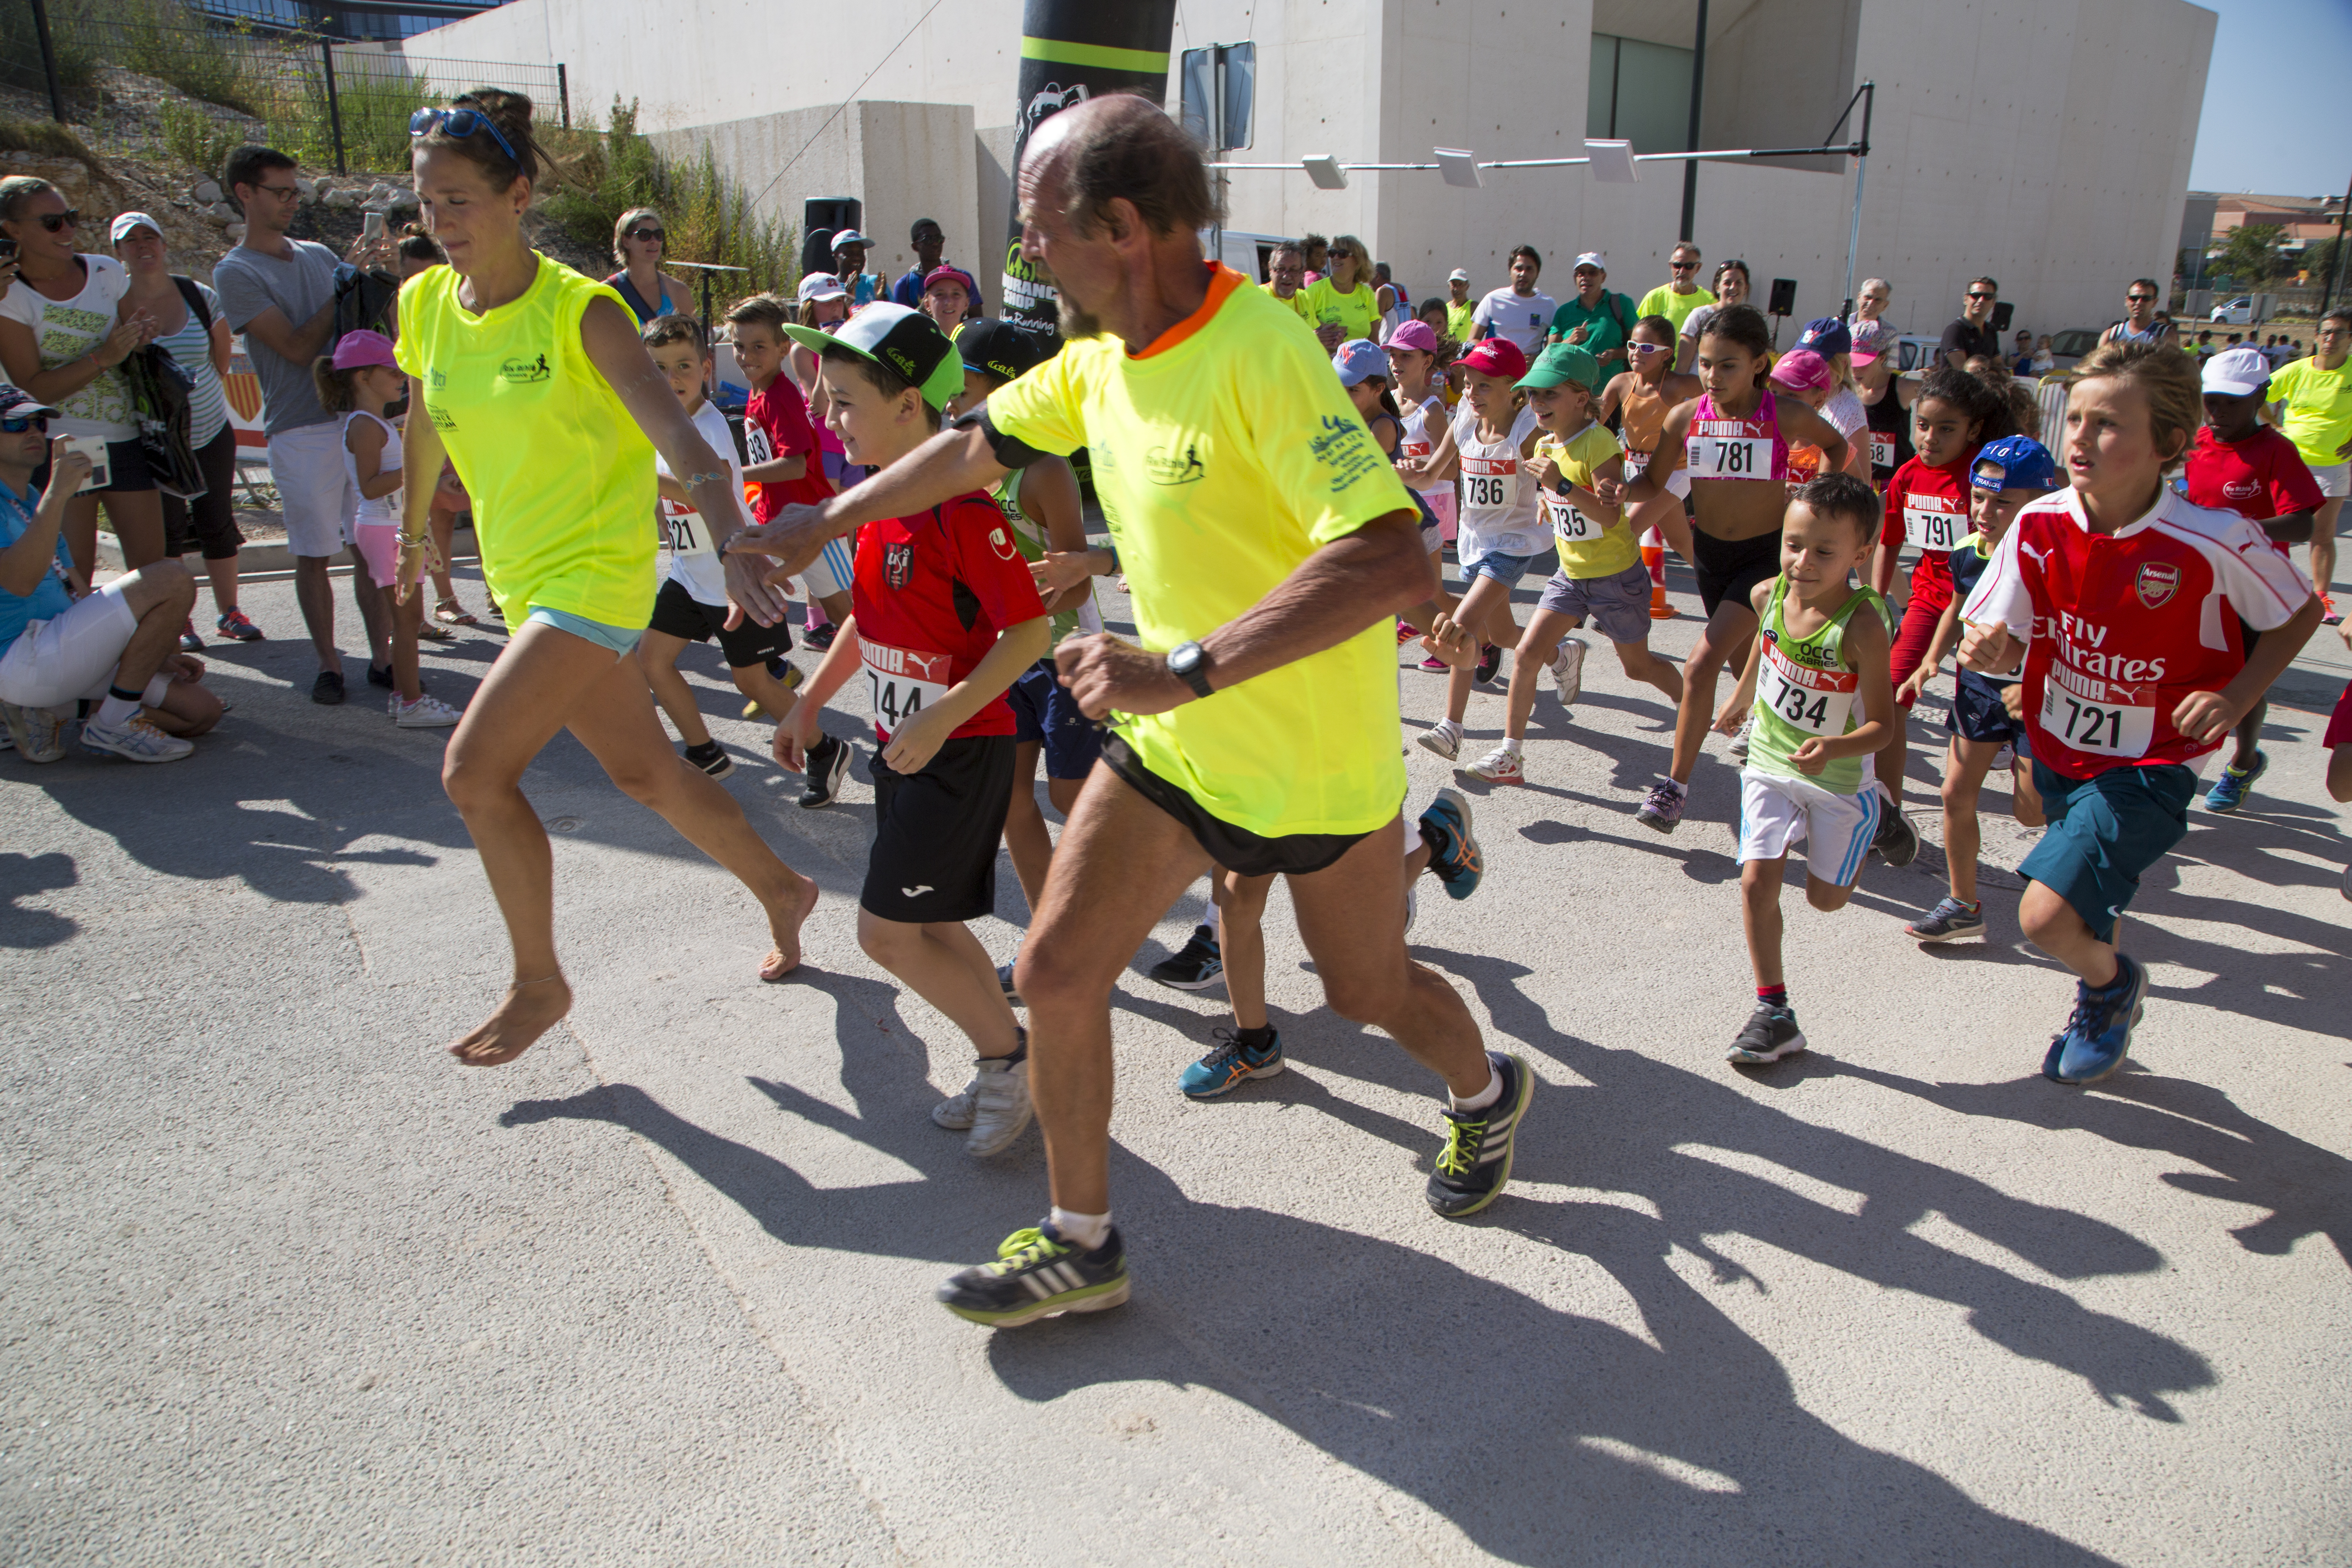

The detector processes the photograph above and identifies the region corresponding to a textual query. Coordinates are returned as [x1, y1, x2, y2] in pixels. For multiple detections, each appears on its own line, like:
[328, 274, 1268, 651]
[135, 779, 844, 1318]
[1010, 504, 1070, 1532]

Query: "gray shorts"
[1536, 561, 1655, 645]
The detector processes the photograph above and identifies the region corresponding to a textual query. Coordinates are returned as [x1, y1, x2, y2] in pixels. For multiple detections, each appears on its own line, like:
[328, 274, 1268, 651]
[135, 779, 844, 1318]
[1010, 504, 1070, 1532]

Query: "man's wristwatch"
[1166, 640, 1214, 701]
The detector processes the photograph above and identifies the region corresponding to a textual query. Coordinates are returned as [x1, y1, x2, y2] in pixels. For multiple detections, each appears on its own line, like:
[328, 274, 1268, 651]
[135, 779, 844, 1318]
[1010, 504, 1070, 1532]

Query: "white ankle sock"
[1499, 736, 1523, 755]
[1450, 1063, 1503, 1113]
[94, 694, 139, 729]
[1049, 1206, 1111, 1250]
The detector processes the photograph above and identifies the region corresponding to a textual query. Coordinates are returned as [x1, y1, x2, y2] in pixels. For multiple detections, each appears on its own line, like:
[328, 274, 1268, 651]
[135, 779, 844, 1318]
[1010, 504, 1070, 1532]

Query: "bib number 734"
[1755, 641, 1857, 736]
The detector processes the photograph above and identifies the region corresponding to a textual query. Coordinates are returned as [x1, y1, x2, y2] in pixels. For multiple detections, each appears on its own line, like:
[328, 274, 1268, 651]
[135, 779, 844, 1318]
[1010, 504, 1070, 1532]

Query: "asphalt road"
[4, 555, 2348, 1566]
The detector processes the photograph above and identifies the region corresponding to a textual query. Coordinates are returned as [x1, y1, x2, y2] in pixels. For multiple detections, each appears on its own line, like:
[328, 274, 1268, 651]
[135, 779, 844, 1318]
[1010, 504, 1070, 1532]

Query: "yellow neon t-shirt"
[1535, 422, 1639, 578]
[1301, 277, 1382, 343]
[987, 264, 1413, 838]
[1260, 281, 1313, 323]
[395, 256, 657, 627]
[1636, 284, 1714, 334]
[2267, 356, 2352, 471]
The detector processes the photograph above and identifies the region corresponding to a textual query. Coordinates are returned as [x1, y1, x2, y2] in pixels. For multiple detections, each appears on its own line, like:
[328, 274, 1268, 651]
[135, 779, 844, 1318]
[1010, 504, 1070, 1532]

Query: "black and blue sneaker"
[936, 1222, 1131, 1327]
[1420, 786, 1483, 902]
[1178, 1026, 1284, 1099]
[2044, 953, 2149, 1085]
[1146, 924, 1224, 990]
[1426, 1051, 1534, 1218]
[2202, 751, 2266, 812]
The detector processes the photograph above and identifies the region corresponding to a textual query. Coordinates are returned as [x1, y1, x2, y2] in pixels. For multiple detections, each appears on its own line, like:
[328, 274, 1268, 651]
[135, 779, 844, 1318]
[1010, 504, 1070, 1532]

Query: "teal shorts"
[2019, 761, 2196, 944]
[526, 605, 643, 655]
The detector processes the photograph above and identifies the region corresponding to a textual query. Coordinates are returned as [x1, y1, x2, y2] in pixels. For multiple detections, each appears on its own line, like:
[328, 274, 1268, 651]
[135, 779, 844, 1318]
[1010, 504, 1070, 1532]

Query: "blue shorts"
[1462, 546, 1541, 588]
[2018, 761, 2196, 944]
[1947, 670, 2027, 748]
[1006, 657, 1103, 781]
[526, 605, 644, 655]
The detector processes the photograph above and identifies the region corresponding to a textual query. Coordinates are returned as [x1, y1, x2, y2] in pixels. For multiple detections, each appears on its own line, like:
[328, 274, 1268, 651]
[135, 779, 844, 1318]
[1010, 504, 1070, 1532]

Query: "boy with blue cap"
[1895, 434, 2059, 942]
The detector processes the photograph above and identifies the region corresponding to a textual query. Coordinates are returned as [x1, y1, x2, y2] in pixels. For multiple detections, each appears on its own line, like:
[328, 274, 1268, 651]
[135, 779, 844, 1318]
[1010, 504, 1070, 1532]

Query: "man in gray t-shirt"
[213, 143, 392, 704]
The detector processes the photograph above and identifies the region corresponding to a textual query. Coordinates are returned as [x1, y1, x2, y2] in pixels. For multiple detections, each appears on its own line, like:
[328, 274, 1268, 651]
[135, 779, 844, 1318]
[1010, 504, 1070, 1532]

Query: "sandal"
[416, 618, 454, 641]
[435, 598, 480, 627]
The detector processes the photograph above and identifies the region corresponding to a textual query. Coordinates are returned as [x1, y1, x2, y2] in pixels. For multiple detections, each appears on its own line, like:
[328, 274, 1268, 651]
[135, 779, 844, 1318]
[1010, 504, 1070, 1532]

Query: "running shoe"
[1426, 1051, 1534, 1219]
[799, 733, 851, 808]
[936, 1222, 1130, 1327]
[1727, 1002, 1807, 1065]
[684, 739, 735, 778]
[311, 670, 345, 705]
[2, 701, 64, 763]
[1416, 721, 1461, 761]
[1474, 643, 1503, 684]
[2323, 594, 2342, 627]
[1550, 635, 1585, 702]
[1726, 716, 1753, 763]
[1420, 785, 1482, 900]
[1905, 897, 1985, 943]
[1146, 924, 1223, 989]
[178, 617, 203, 653]
[1991, 744, 2014, 772]
[366, 663, 396, 690]
[2044, 954, 2149, 1085]
[1417, 654, 1450, 673]
[958, 1054, 1033, 1156]
[997, 961, 1021, 1005]
[805, 621, 839, 651]
[394, 694, 462, 729]
[82, 713, 194, 763]
[1872, 802, 1920, 867]
[745, 662, 806, 720]
[1636, 780, 1686, 834]
[1465, 745, 1524, 785]
[214, 609, 263, 642]
[2202, 751, 2266, 812]
[1179, 1027, 1285, 1100]
[1396, 620, 1420, 645]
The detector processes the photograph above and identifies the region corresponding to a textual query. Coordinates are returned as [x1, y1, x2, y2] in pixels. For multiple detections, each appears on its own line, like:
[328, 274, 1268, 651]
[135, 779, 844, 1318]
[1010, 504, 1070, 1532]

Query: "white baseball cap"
[796, 272, 849, 304]
[1448, 268, 1469, 283]
[2201, 345, 2270, 396]
[108, 210, 163, 244]
[1572, 252, 1606, 272]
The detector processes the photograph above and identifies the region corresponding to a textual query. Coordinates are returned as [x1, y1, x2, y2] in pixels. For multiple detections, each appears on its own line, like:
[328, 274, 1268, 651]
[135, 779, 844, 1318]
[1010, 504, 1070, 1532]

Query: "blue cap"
[1793, 316, 1851, 359]
[1970, 434, 2061, 493]
[1332, 338, 1390, 387]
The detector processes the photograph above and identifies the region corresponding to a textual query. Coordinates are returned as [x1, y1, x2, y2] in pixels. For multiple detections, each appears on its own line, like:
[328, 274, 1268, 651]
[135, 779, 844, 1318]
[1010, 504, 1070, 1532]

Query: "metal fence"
[3, 0, 566, 175]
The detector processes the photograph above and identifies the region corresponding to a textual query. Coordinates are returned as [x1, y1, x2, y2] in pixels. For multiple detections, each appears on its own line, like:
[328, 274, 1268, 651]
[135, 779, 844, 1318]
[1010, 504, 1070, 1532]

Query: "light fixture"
[1585, 138, 1637, 183]
[1434, 147, 1482, 189]
[1301, 154, 1348, 191]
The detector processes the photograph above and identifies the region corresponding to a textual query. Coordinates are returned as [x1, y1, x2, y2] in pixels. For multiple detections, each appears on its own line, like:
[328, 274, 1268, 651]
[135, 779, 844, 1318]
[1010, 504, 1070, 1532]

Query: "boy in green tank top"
[1715, 473, 1897, 1065]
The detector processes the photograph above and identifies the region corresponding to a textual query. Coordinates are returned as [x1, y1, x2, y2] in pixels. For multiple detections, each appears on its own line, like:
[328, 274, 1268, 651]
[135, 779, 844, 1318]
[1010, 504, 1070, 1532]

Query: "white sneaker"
[394, 693, 463, 729]
[82, 713, 194, 764]
[1727, 715, 1754, 762]
[1466, 745, 1525, 784]
[1416, 721, 1461, 761]
[963, 1054, 1034, 1156]
[2, 701, 65, 763]
[1550, 635, 1586, 702]
[931, 1077, 979, 1131]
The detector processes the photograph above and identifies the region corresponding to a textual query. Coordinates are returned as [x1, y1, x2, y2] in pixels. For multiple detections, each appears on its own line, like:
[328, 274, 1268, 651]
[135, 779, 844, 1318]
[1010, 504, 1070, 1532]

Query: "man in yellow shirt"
[1443, 268, 1478, 345]
[732, 94, 1533, 1327]
[1259, 238, 1311, 323]
[2268, 308, 2352, 623]
[1636, 241, 1714, 335]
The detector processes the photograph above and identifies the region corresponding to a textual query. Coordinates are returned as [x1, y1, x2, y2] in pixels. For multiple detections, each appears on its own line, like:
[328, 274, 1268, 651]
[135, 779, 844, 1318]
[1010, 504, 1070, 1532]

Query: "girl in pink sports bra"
[1620, 303, 1852, 834]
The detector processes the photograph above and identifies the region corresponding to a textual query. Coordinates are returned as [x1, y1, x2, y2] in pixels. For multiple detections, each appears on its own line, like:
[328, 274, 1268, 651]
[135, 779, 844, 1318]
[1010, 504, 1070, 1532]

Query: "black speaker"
[1767, 278, 1797, 316]
[1990, 301, 2015, 333]
[802, 198, 862, 276]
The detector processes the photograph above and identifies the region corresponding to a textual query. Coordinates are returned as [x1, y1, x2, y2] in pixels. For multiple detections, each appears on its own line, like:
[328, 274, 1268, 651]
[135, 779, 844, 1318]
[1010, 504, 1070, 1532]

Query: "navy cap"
[1793, 316, 1851, 359]
[956, 318, 1050, 384]
[0, 383, 60, 422]
[1970, 434, 2061, 493]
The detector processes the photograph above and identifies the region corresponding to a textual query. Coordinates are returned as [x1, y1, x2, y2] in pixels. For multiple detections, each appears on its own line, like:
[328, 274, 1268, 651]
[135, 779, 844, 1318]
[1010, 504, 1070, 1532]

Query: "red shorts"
[2325, 679, 2352, 749]
[1887, 592, 1946, 708]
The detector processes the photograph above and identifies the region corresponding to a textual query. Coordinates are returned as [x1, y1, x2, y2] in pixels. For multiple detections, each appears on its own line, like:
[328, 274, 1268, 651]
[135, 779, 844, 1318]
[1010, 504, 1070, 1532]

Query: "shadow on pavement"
[0, 850, 78, 947]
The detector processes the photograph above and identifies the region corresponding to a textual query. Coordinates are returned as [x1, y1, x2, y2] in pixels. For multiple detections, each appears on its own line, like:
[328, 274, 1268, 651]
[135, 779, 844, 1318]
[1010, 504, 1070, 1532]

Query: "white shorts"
[2310, 461, 2349, 501]
[0, 581, 167, 711]
[799, 530, 857, 601]
[267, 421, 359, 559]
[1737, 768, 1880, 887]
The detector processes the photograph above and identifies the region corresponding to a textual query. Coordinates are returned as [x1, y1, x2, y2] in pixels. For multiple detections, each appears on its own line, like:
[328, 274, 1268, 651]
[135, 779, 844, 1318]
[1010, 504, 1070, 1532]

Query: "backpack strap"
[172, 275, 211, 334]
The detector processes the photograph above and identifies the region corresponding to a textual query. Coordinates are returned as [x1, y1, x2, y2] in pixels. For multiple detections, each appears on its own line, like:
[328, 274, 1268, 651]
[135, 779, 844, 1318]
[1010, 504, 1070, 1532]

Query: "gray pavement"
[4, 557, 2349, 1566]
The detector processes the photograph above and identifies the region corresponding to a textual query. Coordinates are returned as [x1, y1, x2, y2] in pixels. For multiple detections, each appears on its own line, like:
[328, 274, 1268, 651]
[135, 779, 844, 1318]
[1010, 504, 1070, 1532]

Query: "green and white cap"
[782, 302, 964, 410]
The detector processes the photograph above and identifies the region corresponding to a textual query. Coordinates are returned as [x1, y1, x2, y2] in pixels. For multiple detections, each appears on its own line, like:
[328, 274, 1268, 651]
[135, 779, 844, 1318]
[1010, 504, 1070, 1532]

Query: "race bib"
[1757, 640, 1858, 736]
[1902, 497, 1965, 552]
[1869, 432, 1895, 470]
[1685, 434, 1773, 480]
[862, 640, 952, 740]
[1543, 489, 1601, 544]
[1461, 455, 1516, 511]
[1621, 447, 1650, 482]
[660, 499, 714, 559]
[2039, 662, 2154, 758]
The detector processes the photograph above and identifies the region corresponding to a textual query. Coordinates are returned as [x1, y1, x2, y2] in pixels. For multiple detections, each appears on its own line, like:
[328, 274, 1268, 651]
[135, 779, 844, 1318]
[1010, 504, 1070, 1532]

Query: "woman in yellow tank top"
[393, 91, 819, 1067]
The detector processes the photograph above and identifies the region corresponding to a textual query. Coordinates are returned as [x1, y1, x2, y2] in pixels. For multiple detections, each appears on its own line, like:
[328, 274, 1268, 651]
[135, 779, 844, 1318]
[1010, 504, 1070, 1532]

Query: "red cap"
[1456, 338, 1528, 381]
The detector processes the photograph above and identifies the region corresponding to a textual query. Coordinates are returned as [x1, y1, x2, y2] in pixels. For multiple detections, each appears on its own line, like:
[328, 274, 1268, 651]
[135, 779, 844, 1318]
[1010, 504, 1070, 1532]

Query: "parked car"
[2047, 328, 2100, 373]
[2211, 296, 2256, 325]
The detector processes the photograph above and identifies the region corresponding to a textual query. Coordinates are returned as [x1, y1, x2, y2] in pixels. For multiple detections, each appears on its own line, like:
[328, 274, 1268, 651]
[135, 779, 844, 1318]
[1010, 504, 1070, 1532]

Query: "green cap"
[1517, 342, 1601, 393]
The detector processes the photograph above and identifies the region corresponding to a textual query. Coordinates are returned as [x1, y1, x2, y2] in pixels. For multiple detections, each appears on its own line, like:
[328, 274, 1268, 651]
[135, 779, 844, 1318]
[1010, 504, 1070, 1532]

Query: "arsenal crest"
[2135, 561, 2180, 609]
[886, 543, 914, 589]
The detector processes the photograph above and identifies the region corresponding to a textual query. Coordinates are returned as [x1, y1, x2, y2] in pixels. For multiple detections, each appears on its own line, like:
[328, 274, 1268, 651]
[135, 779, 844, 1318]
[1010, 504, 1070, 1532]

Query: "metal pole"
[557, 63, 570, 129]
[319, 37, 347, 176]
[1842, 81, 1873, 318]
[29, 0, 67, 124]
[1679, 0, 1708, 242]
[2320, 170, 2352, 322]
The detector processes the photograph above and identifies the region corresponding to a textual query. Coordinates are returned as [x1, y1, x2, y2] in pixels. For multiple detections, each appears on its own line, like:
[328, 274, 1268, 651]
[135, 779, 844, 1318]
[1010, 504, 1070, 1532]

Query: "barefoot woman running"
[1623, 303, 1850, 831]
[394, 92, 819, 1065]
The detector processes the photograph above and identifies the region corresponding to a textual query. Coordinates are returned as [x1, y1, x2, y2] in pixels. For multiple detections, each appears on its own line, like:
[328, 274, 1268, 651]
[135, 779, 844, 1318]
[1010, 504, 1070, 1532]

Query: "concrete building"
[383, 0, 2214, 343]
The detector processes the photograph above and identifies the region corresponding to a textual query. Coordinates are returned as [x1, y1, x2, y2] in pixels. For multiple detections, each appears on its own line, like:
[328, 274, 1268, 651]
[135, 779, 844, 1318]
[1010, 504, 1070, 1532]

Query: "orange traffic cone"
[1642, 526, 1672, 619]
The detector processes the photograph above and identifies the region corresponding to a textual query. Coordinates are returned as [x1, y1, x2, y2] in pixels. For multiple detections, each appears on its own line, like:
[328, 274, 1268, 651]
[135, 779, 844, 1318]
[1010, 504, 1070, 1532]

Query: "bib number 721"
[2040, 686, 2154, 757]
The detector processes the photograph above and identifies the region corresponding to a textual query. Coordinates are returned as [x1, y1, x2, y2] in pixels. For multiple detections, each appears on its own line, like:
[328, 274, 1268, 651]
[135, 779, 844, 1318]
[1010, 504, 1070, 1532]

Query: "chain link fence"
[3, 0, 565, 175]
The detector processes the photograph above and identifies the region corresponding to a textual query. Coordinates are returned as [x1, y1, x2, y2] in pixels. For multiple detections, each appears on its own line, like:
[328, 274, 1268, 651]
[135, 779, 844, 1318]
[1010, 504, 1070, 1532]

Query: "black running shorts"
[862, 733, 1018, 924]
[1691, 528, 1782, 619]
[1102, 732, 1375, 878]
[647, 577, 793, 669]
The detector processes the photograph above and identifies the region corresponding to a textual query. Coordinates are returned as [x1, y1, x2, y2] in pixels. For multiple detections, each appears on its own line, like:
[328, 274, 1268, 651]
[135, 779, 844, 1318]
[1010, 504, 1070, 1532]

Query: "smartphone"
[63, 434, 110, 493]
[362, 210, 385, 243]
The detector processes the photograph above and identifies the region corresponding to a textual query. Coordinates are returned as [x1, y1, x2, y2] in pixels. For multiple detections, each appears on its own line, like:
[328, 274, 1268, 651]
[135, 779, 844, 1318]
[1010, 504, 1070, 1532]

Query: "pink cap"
[1384, 318, 1440, 354]
[1456, 337, 1529, 381]
[1768, 349, 1833, 391]
[922, 265, 977, 297]
[330, 329, 399, 372]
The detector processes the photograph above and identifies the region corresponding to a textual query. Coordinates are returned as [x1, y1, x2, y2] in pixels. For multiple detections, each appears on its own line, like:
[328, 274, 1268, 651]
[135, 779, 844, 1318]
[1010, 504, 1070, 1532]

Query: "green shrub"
[158, 100, 240, 174]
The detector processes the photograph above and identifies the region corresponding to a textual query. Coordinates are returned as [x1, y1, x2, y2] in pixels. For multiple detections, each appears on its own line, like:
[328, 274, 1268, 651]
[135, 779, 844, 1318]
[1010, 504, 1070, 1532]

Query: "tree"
[2213, 223, 2284, 288]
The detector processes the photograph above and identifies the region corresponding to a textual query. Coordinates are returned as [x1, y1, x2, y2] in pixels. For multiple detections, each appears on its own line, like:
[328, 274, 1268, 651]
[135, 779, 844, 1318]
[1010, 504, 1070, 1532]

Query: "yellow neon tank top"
[396, 256, 656, 627]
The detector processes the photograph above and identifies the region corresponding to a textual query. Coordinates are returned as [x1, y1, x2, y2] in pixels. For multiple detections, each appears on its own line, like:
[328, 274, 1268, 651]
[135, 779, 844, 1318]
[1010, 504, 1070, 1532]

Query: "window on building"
[1587, 33, 1693, 155]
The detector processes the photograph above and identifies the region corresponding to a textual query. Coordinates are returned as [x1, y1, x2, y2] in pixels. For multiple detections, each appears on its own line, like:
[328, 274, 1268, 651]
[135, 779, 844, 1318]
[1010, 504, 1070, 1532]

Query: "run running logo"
[1145, 443, 1205, 486]
[497, 354, 551, 384]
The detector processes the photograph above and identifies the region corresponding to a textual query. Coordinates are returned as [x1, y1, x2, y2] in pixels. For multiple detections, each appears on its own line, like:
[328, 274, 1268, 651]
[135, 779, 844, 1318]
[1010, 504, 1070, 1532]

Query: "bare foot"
[449, 974, 573, 1065]
[759, 873, 822, 982]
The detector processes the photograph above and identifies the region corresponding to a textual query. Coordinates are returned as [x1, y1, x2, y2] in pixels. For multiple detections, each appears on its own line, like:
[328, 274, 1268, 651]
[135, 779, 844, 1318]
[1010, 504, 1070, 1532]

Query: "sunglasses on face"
[1967, 291, 1995, 300]
[2, 413, 50, 433]
[626, 227, 664, 243]
[410, 105, 520, 166]
[33, 210, 79, 233]
[2127, 293, 2154, 302]
[1670, 259, 1697, 270]
[1629, 341, 1670, 355]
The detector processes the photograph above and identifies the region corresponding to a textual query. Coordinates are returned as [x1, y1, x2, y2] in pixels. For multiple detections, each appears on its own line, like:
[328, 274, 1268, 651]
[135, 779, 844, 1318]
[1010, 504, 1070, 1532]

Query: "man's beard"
[1058, 292, 1103, 341]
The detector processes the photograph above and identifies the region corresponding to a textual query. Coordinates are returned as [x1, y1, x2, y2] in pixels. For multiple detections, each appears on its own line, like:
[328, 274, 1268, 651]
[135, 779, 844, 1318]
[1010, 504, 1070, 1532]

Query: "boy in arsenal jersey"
[1960, 341, 2319, 1086]
[773, 305, 1050, 1157]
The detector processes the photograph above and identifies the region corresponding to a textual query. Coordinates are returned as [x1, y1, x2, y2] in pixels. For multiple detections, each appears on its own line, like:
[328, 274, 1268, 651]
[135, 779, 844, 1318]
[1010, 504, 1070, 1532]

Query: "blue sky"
[2186, 0, 2352, 196]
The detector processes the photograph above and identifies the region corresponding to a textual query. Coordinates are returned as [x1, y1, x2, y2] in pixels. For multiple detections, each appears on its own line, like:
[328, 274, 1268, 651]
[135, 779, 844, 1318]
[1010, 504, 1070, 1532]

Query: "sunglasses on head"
[2, 413, 50, 433]
[410, 105, 520, 166]
[32, 209, 78, 234]
[626, 226, 664, 243]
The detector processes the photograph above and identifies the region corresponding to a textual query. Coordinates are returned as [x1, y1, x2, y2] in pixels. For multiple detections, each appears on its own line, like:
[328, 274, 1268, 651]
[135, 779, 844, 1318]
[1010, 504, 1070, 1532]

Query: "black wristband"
[952, 407, 1046, 470]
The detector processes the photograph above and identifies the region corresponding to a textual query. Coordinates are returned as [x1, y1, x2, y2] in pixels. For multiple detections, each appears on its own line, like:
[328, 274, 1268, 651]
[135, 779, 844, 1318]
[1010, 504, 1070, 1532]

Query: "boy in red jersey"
[771, 304, 1051, 1156]
[1959, 342, 2320, 1085]
[2181, 346, 2323, 811]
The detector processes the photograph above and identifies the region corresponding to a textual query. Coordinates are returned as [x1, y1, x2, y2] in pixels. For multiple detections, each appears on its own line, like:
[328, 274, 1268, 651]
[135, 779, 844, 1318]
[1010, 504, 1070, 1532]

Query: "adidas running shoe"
[1550, 635, 1585, 702]
[1426, 1051, 1534, 1219]
[1146, 924, 1224, 989]
[2044, 954, 2149, 1086]
[1465, 745, 1524, 785]
[1636, 780, 1686, 833]
[2202, 751, 2266, 812]
[1727, 1002, 1807, 1065]
[1420, 785, 1483, 900]
[1178, 1027, 1285, 1100]
[1905, 897, 1985, 943]
[936, 1223, 1130, 1327]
